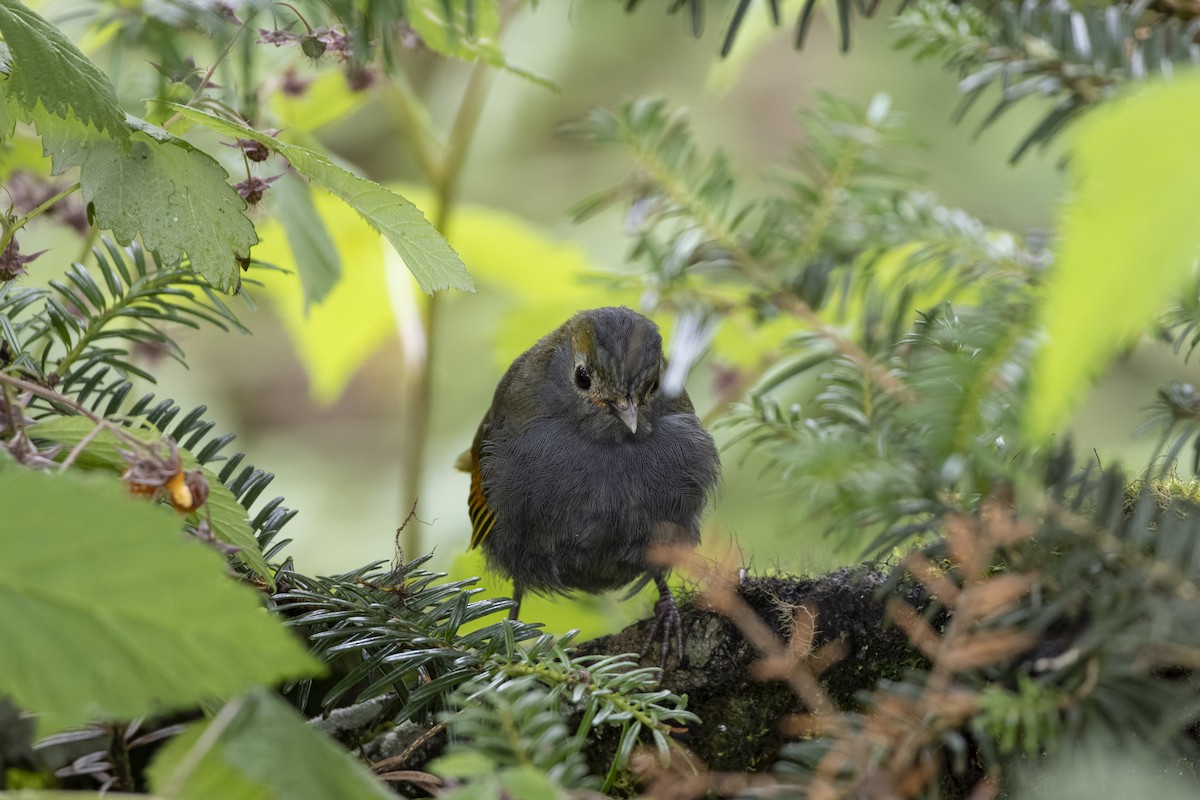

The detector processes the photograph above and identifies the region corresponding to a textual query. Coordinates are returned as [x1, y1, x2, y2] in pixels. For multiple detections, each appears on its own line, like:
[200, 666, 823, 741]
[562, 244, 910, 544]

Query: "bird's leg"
[507, 584, 524, 621]
[643, 573, 685, 666]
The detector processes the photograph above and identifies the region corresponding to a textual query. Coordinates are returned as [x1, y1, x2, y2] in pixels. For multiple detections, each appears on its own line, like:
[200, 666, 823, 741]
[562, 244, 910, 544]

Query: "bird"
[456, 306, 721, 662]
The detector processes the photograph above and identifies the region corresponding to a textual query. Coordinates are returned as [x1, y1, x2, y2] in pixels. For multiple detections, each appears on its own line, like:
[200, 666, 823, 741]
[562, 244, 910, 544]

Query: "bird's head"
[562, 307, 663, 437]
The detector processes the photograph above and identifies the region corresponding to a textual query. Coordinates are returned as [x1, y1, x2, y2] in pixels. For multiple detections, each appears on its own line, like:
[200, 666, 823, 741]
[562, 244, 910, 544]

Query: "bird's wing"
[461, 409, 499, 550]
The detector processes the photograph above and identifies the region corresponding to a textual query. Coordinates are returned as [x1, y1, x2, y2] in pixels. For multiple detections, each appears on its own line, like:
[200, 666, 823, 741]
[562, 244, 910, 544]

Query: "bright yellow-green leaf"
[1026, 73, 1200, 441]
[0, 131, 50, 181]
[444, 547, 639, 640]
[270, 171, 342, 308]
[256, 185, 628, 404]
[430, 189, 635, 369]
[252, 194, 395, 405]
[406, 0, 503, 64]
[711, 310, 795, 368]
[271, 69, 371, 133]
[706, 0, 799, 94]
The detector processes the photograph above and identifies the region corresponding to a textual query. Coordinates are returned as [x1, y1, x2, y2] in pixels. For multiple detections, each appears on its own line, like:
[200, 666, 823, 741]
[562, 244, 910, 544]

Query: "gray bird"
[456, 307, 721, 660]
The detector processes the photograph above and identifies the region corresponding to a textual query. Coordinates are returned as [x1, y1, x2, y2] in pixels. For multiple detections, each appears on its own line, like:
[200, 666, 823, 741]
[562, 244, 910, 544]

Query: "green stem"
[161, 17, 252, 129]
[398, 57, 497, 559]
[0, 181, 82, 255]
[382, 79, 444, 187]
[0, 373, 100, 419]
[0, 378, 18, 436]
[0, 372, 160, 461]
[436, 60, 494, 230]
[75, 225, 100, 266]
[51, 269, 179, 380]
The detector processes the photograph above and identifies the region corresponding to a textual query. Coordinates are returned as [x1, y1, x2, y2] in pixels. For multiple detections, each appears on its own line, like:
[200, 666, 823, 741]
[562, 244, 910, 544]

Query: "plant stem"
[0, 182, 82, 256]
[0, 378, 18, 436]
[0, 373, 156, 456]
[398, 56, 497, 559]
[0, 373, 103, 420]
[161, 17, 252, 129]
[381, 78, 443, 187]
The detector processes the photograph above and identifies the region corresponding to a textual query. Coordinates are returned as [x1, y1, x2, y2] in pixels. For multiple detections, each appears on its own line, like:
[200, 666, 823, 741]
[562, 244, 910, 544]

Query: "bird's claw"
[643, 588, 686, 667]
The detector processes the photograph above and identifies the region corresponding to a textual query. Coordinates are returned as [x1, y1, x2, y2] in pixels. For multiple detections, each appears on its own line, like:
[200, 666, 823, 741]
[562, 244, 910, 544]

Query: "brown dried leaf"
[940, 629, 1037, 671]
[810, 640, 849, 678]
[980, 498, 1035, 547]
[944, 514, 984, 579]
[887, 598, 942, 660]
[957, 573, 1036, 623]
[903, 551, 960, 606]
[778, 712, 824, 738]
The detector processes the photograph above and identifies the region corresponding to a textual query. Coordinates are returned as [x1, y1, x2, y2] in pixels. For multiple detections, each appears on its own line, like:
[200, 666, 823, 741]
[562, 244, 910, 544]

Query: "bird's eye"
[575, 365, 592, 391]
[648, 378, 659, 394]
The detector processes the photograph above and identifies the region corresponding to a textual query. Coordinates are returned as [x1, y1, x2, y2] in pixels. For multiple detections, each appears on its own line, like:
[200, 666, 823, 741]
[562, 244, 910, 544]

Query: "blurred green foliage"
[7, 0, 1200, 797]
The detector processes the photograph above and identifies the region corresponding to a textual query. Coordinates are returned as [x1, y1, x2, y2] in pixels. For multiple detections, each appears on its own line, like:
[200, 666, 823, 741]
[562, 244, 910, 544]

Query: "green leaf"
[80, 132, 257, 292]
[405, 0, 553, 88]
[1026, 72, 1200, 440]
[29, 416, 274, 585]
[498, 767, 563, 800]
[148, 688, 395, 800]
[270, 171, 342, 308]
[147, 722, 266, 800]
[29, 415, 146, 471]
[202, 474, 275, 586]
[407, 0, 501, 63]
[0, 0, 127, 140]
[429, 750, 496, 779]
[0, 469, 320, 733]
[166, 104, 474, 294]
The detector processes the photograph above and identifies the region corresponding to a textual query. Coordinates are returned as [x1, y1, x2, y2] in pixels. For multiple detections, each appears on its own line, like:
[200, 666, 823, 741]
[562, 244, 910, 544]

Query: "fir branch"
[894, 0, 1200, 159]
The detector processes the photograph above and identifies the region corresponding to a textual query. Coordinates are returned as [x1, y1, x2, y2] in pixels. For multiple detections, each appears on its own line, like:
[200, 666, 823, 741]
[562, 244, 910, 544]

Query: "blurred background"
[21, 0, 1197, 637]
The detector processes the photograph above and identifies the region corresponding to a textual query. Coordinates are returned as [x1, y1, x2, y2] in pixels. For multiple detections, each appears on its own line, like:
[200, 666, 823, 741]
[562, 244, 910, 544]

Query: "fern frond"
[3, 239, 248, 394]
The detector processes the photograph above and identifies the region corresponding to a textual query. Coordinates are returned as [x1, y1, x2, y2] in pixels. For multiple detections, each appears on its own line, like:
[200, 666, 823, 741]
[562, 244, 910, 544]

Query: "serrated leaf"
[148, 688, 394, 800]
[29, 416, 273, 584]
[250, 191, 394, 405]
[1026, 72, 1200, 440]
[165, 104, 473, 294]
[0, 0, 127, 140]
[0, 469, 321, 734]
[80, 132, 257, 292]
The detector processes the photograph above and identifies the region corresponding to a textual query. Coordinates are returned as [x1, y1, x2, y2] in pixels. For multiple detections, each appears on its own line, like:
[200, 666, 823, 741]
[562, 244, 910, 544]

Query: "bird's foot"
[643, 584, 686, 667]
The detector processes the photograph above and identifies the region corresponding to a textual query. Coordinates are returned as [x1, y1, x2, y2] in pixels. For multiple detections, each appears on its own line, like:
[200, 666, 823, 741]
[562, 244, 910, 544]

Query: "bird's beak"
[613, 395, 639, 433]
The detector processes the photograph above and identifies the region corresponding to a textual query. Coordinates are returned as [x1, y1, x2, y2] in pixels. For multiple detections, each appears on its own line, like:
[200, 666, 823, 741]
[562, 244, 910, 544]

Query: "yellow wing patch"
[467, 459, 498, 549]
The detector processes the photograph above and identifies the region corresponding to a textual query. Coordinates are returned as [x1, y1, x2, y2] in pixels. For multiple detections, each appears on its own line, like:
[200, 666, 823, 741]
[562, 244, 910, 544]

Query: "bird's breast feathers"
[480, 412, 716, 534]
